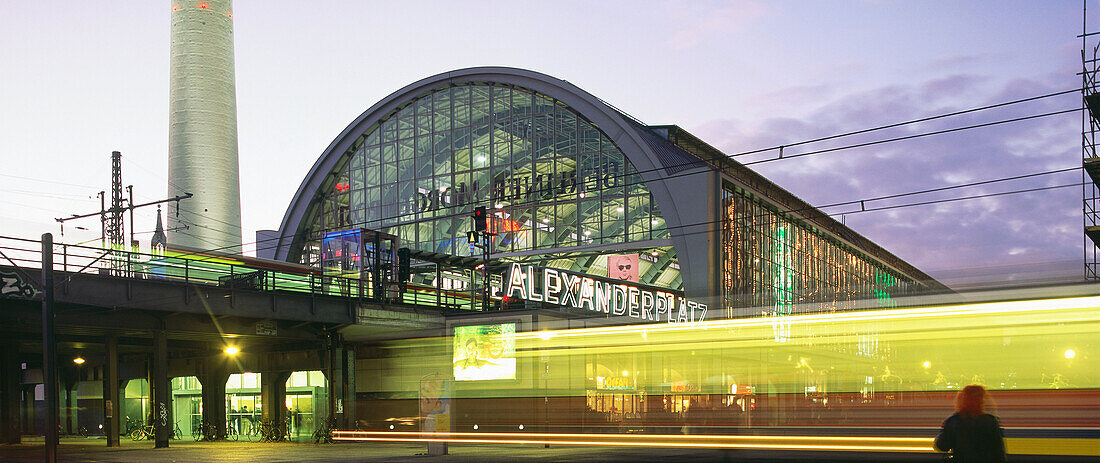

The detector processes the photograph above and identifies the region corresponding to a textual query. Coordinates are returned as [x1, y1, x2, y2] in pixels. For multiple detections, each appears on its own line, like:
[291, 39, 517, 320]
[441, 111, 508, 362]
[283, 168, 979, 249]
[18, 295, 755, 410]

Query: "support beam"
[199, 366, 228, 440]
[260, 371, 290, 429]
[0, 341, 20, 444]
[104, 334, 120, 446]
[151, 330, 170, 448]
[340, 347, 355, 430]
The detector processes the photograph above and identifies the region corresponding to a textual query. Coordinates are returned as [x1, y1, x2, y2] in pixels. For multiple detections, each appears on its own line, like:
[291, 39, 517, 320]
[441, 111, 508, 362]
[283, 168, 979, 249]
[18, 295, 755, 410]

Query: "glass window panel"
[350, 166, 364, 189]
[416, 152, 433, 179]
[381, 184, 397, 205]
[398, 157, 414, 182]
[365, 146, 380, 167]
[472, 123, 491, 147]
[365, 187, 380, 208]
[453, 127, 470, 150]
[381, 163, 397, 184]
[398, 113, 414, 139]
[434, 150, 452, 176]
[454, 104, 469, 128]
[365, 128, 380, 147]
[366, 166, 379, 186]
[382, 118, 397, 143]
[417, 98, 432, 136]
[381, 143, 396, 164]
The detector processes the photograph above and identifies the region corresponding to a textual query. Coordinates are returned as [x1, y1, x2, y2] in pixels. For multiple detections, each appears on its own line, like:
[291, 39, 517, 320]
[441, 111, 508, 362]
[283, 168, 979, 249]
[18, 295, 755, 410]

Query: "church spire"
[151, 205, 167, 255]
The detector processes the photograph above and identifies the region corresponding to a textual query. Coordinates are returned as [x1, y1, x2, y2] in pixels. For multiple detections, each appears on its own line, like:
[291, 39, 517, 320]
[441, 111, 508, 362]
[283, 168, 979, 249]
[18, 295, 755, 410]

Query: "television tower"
[167, 0, 243, 253]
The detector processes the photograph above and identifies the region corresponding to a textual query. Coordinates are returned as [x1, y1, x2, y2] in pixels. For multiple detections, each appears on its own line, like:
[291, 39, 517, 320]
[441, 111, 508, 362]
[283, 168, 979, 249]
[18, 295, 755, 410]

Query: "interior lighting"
[198, 2, 209, 9]
[579, 192, 586, 198]
[622, 370, 629, 376]
[922, 361, 931, 369]
[542, 218, 550, 223]
[476, 155, 486, 163]
[224, 346, 240, 355]
[616, 206, 624, 213]
[389, 424, 395, 430]
[518, 425, 525, 430]
[583, 230, 591, 236]
[1065, 349, 1076, 359]
[72, 357, 85, 365]
[495, 203, 504, 209]
[538, 331, 554, 341]
[473, 424, 479, 430]
[651, 219, 659, 225]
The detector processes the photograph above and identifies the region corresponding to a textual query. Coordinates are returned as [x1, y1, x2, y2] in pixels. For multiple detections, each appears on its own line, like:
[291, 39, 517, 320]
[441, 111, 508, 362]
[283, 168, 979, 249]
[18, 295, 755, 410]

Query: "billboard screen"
[453, 323, 516, 381]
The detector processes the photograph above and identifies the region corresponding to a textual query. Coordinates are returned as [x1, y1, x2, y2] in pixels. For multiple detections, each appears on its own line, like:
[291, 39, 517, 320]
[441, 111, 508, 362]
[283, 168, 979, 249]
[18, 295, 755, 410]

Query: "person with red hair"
[934, 384, 1007, 462]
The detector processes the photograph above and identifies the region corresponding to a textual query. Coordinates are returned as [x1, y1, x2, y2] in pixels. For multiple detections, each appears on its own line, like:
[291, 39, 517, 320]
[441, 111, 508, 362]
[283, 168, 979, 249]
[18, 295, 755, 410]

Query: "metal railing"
[0, 235, 491, 310]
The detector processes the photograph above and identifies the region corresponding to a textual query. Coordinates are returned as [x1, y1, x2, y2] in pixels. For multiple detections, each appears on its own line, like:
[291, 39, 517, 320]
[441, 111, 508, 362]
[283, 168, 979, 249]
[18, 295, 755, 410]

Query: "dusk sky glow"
[0, 1, 1087, 287]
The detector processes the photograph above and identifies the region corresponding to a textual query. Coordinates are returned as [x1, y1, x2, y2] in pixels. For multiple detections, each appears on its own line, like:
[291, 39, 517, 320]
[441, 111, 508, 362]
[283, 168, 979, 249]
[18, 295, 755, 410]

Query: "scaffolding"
[1082, 0, 1100, 279]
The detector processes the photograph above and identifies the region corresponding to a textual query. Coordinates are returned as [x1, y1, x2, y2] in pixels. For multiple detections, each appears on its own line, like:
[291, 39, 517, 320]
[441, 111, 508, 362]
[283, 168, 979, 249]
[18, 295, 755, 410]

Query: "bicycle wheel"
[78, 426, 89, 438]
[130, 429, 145, 441]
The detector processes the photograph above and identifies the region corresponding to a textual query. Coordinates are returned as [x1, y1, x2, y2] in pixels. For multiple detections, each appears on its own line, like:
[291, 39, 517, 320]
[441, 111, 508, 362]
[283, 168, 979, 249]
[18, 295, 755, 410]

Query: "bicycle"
[171, 421, 183, 440]
[312, 416, 336, 444]
[130, 423, 155, 441]
[257, 419, 288, 443]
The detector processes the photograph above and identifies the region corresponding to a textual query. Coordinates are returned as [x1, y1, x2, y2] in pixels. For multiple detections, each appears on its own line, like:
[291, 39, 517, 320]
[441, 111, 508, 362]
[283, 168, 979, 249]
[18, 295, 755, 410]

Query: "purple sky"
[0, 1, 1087, 287]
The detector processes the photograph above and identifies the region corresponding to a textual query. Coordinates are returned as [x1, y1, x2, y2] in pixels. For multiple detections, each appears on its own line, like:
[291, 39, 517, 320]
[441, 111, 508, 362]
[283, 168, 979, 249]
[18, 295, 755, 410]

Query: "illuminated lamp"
[922, 361, 931, 369]
[73, 357, 85, 365]
[224, 346, 239, 355]
[334, 183, 350, 192]
[198, 2, 209, 9]
[1065, 349, 1076, 359]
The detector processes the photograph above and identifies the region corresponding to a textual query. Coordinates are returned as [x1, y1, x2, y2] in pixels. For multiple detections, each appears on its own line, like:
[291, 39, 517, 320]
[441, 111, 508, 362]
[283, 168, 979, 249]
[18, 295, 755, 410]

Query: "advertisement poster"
[419, 376, 450, 432]
[606, 254, 640, 282]
[452, 323, 516, 381]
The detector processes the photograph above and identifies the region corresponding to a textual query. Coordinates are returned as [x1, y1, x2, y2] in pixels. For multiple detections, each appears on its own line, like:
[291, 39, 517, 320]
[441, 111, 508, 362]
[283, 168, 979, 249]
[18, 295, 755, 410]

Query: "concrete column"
[103, 335, 120, 446]
[199, 368, 228, 440]
[341, 348, 355, 429]
[0, 343, 20, 444]
[151, 330, 170, 448]
[260, 371, 290, 426]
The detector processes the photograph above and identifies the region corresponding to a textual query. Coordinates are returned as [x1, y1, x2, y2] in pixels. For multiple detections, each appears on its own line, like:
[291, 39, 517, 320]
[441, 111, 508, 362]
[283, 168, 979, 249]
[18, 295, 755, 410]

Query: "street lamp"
[224, 346, 239, 356]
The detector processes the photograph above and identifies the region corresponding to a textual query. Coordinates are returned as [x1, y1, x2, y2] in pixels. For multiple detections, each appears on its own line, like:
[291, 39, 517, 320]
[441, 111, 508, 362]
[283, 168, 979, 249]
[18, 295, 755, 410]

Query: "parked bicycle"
[256, 418, 289, 443]
[130, 422, 155, 441]
[312, 416, 337, 444]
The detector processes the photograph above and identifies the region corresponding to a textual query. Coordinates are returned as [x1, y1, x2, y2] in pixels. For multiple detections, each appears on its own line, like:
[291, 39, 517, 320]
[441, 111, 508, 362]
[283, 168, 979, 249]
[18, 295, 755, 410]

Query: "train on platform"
[340, 286, 1100, 460]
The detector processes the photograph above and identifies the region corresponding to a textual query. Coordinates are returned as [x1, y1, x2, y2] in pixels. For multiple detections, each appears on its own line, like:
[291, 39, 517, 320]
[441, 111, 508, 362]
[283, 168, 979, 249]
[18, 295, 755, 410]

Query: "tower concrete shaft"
[168, 0, 243, 253]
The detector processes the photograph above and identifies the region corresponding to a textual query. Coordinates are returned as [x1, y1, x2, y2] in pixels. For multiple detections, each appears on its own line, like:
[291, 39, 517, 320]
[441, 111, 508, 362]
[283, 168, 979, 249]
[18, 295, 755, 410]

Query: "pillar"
[199, 367, 228, 440]
[151, 330, 170, 448]
[260, 371, 290, 426]
[0, 342, 20, 444]
[340, 348, 355, 429]
[103, 335, 120, 446]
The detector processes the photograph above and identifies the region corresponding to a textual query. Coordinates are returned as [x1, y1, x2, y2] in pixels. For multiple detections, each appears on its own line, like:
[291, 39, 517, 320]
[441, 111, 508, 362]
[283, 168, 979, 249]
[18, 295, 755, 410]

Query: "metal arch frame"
[272, 67, 714, 296]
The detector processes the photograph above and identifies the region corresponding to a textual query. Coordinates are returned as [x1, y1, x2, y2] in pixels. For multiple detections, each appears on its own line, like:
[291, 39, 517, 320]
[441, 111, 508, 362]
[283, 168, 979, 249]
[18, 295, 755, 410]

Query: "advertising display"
[606, 254, 640, 282]
[453, 324, 517, 381]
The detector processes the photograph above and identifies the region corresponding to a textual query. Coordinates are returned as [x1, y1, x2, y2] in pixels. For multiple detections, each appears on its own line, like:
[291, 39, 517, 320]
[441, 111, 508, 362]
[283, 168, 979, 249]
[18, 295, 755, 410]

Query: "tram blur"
[337, 286, 1099, 459]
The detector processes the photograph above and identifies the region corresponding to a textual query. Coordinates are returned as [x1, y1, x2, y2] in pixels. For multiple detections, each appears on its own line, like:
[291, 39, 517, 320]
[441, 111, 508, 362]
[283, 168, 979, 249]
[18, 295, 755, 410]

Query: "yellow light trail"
[330, 428, 932, 450]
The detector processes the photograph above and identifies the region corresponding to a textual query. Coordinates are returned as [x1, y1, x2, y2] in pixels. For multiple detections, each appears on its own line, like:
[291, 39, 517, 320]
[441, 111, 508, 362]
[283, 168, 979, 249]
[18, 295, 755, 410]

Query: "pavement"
[0, 436, 953, 462]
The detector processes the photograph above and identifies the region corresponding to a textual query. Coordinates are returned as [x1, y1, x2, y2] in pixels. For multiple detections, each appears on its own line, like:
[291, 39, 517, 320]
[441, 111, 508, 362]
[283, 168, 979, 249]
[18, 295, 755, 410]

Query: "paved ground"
[0, 436, 950, 462]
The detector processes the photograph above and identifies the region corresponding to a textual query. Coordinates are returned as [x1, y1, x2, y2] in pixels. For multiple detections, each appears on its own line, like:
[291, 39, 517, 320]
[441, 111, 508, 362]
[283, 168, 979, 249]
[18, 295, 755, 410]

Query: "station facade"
[269, 67, 940, 318]
[265, 67, 945, 430]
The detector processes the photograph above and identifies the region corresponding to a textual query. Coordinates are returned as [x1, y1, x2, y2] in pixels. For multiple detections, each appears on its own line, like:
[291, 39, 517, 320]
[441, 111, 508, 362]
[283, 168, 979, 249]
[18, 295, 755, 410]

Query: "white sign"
[504, 263, 706, 324]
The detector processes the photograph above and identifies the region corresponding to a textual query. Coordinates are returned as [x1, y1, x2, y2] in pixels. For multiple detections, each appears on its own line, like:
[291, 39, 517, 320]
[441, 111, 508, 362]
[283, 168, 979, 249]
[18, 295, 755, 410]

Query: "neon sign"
[504, 263, 707, 325]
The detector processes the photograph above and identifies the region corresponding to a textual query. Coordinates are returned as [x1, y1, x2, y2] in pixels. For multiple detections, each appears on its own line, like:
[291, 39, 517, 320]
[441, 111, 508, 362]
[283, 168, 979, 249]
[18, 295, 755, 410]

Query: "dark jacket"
[934, 413, 1006, 463]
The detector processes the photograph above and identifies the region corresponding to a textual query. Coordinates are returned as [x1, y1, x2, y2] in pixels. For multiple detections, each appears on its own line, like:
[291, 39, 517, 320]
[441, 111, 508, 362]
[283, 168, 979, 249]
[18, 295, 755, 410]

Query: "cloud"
[691, 75, 1081, 286]
[666, 0, 767, 49]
